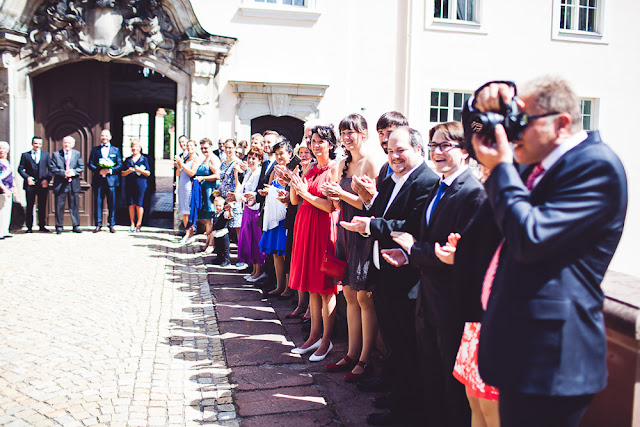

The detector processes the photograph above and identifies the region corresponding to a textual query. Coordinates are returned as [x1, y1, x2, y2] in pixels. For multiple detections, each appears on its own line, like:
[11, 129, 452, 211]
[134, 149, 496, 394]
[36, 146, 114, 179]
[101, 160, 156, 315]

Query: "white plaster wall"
[191, 0, 403, 142]
[407, 0, 640, 276]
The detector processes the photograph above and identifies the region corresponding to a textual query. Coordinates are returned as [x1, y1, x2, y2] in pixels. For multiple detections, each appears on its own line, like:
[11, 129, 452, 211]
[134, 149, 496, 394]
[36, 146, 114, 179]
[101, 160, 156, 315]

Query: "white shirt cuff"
[361, 217, 372, 237]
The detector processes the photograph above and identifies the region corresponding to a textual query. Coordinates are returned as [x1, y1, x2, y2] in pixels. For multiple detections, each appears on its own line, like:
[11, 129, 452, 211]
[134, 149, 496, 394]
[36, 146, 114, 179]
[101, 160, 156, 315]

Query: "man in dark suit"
[342, 126, 438, 425]
[18, 136, 51, 232]
[382, 122, 487, 426]
[466, 77, 628, 426]
[88, 129, 122, 233]
[50, 136, 85, 234]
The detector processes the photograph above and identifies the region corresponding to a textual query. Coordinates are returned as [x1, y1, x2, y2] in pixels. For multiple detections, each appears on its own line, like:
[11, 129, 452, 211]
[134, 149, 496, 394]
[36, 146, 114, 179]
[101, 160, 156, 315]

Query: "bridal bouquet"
[98, 158, 115, 169]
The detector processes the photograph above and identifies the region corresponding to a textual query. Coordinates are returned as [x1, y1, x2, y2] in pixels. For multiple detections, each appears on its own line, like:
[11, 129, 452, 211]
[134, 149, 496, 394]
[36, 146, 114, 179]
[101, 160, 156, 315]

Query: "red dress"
[289, 163, 339, 295]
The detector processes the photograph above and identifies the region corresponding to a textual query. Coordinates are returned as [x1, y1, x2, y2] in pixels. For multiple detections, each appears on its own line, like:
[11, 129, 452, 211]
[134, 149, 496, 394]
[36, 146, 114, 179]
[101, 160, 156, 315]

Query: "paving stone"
[234, 386, 328, 417]
[215, 301, 277, 322]
[230, 365, 314, 391]
[240, 408, 337, 427]
[210, 285, 266, 302]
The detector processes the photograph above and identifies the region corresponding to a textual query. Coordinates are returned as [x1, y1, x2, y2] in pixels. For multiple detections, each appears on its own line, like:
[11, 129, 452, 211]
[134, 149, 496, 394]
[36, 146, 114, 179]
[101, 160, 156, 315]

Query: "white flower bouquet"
[98, 158, 115, 169]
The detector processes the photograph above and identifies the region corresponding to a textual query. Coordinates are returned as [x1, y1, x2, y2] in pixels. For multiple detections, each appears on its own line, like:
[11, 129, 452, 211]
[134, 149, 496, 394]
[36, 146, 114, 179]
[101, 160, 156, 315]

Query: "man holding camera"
[463, 76, 627, 426]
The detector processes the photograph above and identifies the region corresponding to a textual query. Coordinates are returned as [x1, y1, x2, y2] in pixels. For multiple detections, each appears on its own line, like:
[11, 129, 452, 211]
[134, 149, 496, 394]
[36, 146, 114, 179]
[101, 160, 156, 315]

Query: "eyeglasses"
[427, 142, 462, 152]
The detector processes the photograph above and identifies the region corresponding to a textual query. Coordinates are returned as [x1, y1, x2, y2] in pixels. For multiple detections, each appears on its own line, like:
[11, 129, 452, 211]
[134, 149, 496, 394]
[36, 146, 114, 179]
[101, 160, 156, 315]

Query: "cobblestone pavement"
[0, 228, 238, 426]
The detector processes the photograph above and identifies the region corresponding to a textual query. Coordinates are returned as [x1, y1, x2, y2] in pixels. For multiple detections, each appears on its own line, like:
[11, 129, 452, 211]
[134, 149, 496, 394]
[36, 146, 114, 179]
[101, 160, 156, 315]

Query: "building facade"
[1, 0, 638, 277]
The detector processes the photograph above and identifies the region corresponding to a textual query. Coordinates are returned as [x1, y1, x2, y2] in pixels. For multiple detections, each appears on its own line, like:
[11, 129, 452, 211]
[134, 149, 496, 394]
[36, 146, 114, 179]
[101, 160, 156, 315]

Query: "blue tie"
[427, 181, 448, 224]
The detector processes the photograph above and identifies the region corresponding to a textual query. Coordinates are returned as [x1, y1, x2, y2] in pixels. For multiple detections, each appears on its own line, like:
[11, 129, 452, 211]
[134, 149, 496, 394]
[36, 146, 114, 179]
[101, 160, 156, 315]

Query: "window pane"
[454, 92, 462, 108]
[453, 109, 462, 122]
[443, 0, 449, 19]
[578, 7, 587, 31]
[431, 91, 439, 106]
[587, 8, 595, 32]
[441, 92, 449, 106]
[457, 0, 474, 21]
[583, 116, 591, 130]
[430, 109, 439, 122]
[439, 109, 448, 122]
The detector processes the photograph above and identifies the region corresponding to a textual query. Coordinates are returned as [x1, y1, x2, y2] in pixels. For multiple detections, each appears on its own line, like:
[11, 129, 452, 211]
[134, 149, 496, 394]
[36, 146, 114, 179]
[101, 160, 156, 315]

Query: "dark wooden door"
[32, 61, 110, 226]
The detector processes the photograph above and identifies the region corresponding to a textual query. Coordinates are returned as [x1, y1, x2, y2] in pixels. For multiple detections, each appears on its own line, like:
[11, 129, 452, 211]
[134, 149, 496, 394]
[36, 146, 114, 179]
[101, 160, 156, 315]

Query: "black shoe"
[26, 229, 33, 233]
[39, 227, 50, 233]
[93, 226, 101, 233]
[109, 226, 116, 233]
[219, 260, 231, 268]
[56, 228, 63, 234]
[72, 226, 82, 233]
[357, 377, 391, 393]
[366, 410, 398, 426]
[373, 393, 393, 410]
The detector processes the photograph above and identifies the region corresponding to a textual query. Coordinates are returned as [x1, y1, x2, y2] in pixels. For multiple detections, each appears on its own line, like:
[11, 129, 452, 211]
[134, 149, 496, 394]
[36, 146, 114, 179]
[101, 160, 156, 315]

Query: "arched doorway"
[32, 61, 176, 227]
[251, 115, 304, 145]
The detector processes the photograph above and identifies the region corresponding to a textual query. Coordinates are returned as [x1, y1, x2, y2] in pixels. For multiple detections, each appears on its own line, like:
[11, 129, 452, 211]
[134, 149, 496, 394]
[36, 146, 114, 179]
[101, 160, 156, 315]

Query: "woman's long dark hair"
[338, 114, 368, 178]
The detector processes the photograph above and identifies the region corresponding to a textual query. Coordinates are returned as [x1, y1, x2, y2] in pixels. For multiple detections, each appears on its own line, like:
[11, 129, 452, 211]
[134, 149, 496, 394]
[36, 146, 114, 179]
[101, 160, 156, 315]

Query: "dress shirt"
[32, 150, 40, 164]
[534, 130, 587, 188]
[100, 144, 110, 160]
[424, 165, 468, 227]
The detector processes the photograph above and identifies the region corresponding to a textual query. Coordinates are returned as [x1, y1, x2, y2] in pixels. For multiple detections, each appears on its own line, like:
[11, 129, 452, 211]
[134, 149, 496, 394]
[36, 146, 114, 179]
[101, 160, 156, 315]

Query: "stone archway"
[0, 0, 236, 228]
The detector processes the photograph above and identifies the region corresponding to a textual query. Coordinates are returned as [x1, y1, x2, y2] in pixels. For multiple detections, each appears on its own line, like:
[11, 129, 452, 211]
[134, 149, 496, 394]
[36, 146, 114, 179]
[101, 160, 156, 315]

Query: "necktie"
[426, 181, 448, 224]
[525, 164, 545, 191]
[480, 163, 545, 310]
[65, 151, 72, 182]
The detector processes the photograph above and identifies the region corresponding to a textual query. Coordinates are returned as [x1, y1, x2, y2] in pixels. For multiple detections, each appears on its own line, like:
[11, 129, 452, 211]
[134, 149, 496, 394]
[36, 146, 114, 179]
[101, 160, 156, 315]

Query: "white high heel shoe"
[309, 342, 333, 362]
[291, 338, 322, 355]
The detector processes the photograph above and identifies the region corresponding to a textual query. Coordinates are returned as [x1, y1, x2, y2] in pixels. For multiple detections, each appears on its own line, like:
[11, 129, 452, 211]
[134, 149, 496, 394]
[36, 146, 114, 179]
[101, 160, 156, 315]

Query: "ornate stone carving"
[26, 0, 177, 61]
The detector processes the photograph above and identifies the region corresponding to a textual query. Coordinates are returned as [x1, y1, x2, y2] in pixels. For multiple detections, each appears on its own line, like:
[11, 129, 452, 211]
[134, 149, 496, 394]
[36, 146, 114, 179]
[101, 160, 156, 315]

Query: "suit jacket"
[367, 162, 438, 296]
[409, 168, 486, 327]
[50, 149, 85, 194]
[478, 131, 628, 396]
[88, 145, 123, 187]
[18, 150, 51, 189]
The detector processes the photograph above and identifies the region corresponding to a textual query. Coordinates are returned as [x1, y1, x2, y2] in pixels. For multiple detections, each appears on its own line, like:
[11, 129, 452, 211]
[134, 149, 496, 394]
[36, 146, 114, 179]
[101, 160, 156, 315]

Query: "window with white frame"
[122, 113, 150, 158]
[580, 99, 596, 131]
[254, 0, 306, 6]
[434, 0, 477, 22]
[430, 90, 473, 123]
[239, 0, 319, 21]
[560, 0, 598, 32]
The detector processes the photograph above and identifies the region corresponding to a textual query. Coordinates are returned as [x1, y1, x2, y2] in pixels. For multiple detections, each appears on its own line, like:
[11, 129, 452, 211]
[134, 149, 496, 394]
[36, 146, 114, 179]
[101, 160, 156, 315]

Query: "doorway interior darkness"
[32, 60, 176, 227]
[251, 115, 304, 146]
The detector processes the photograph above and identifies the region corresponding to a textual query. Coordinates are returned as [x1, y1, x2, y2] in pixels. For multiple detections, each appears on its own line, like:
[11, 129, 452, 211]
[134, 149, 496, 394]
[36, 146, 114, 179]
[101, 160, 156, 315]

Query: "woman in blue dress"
[195, 138, 221, 252]
[258, 140, 292, 297]
[121, 139, 151, 232]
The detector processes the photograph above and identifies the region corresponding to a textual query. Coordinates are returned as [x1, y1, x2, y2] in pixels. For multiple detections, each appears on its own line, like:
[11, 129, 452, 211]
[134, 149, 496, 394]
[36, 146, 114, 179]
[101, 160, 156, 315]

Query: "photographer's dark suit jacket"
[478, 131, 628, 396]
[365, 161, 437, 416]
[407, 168, 485, 426]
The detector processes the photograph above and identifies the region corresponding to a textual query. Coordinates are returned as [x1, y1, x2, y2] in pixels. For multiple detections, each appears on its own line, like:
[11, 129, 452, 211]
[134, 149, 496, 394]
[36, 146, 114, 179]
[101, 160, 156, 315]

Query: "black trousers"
[54, 189, 80, 228]
[94, 183, 116, 226]
[374, 282, 423, 421]
[25, 185, 48, 229]
[415, 291, 470, 427]
[499, 391, 594, 427]
[214, 233, 230, 262]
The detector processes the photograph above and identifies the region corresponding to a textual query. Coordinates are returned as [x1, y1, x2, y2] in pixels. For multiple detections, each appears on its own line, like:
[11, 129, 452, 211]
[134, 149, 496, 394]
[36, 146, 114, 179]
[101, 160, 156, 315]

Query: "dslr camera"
[462, 81, 529, 160]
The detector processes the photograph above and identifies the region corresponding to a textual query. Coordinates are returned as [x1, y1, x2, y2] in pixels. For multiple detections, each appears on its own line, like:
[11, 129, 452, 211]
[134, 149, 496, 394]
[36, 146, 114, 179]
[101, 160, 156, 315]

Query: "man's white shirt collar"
[541, 130, 587, 172]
